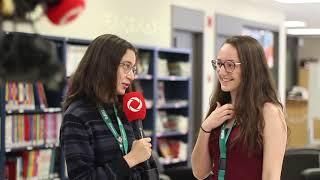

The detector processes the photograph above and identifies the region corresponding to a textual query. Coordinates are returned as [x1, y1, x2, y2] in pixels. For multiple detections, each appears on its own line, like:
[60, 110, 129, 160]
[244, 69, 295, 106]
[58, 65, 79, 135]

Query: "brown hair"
[207, 35, 282, 152]
[63, 34, 137, 110]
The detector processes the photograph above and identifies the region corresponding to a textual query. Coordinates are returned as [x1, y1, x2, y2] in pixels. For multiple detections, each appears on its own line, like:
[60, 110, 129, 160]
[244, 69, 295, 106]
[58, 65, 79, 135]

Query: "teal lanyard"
[218, 120, 236, 180]
[98, 104, 128, 155]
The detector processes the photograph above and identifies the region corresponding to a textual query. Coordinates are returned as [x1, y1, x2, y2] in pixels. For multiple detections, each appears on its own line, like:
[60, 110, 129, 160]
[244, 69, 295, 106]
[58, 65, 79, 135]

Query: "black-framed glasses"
[119, 62, 137, 75]
[211, 60, 241, 73]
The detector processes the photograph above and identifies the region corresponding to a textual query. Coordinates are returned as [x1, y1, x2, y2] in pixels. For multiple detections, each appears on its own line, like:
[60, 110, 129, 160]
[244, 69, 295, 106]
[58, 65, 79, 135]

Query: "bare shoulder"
[263, 102, 287, 132]
[263, 102, 282, 114]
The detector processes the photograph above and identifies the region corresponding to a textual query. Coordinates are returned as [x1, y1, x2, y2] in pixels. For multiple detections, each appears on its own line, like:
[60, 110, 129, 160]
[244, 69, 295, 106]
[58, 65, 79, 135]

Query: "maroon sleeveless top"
[208, 125, 263, 180]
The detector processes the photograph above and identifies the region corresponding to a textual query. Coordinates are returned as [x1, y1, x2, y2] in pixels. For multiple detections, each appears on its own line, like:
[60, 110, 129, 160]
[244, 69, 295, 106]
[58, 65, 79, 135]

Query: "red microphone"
[123, 92, 147, 122]
[123, 92, 152, 168]
[123, 92, 147, 138]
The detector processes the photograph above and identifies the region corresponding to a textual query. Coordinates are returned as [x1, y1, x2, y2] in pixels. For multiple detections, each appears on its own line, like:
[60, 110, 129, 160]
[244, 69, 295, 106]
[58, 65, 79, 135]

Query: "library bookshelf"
[0, 32, 67, 180]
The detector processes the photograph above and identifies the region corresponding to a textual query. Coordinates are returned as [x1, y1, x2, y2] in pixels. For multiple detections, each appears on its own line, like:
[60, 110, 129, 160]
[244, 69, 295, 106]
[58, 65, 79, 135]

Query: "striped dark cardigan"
[60, 99, 156, 180]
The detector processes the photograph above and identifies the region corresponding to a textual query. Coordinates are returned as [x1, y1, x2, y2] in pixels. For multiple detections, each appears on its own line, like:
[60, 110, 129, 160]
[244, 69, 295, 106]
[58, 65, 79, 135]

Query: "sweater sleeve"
[129, 121, 159, 171]
[60, 114, 131, 180]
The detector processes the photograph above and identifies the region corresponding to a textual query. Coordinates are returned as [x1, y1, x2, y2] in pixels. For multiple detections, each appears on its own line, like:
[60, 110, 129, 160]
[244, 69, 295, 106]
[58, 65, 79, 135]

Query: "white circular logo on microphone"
[127, 97, 142, 112]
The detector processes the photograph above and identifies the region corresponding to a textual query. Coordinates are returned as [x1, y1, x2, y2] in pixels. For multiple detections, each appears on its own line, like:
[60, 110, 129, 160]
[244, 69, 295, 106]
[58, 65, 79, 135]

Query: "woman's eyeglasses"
[211, 60, 241, 73]
[119, 62, 137, 75]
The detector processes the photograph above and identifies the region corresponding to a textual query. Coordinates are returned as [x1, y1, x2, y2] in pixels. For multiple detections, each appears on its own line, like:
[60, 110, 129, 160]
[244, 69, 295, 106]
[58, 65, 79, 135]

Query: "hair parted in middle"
[63, 34, 137, 110]
[207, 35, 282, 152]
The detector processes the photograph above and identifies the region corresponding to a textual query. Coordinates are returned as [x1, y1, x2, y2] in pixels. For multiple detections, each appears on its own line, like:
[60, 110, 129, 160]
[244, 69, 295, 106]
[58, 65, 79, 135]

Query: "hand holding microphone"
[124, 137, 152, 168]
[122, 92, 152, 167]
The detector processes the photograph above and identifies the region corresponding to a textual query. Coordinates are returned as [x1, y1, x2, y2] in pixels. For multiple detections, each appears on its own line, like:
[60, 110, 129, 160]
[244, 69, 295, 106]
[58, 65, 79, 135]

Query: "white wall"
[4, 0, 172, 47]
[308, 63, 320, 144]
[298, 37, 320, 60]
[298, 37, 320, 144]
[3, 0, 287, 118]
[214, 0, 284, 26]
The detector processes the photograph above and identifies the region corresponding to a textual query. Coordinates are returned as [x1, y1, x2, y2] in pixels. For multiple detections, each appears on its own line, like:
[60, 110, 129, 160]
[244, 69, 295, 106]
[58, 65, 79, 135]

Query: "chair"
[301, 168, 320, 180]
[163, 166, 196, 180]
[281, 148, 320, 180]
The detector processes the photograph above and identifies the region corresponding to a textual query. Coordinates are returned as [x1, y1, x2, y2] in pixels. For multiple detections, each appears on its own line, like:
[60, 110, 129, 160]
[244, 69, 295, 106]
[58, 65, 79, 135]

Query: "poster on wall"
[242, 27, 274, 68]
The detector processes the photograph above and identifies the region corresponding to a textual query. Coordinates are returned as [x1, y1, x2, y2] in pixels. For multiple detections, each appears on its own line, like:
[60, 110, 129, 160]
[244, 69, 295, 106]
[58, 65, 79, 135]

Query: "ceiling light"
[285, 21, 306, 28]
[275, 0, 320, 3]
[287, 28, 320, 35]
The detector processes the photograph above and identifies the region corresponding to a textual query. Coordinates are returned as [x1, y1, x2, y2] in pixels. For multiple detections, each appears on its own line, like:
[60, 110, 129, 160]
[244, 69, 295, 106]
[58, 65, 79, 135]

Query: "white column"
[278, 24, 287, 106]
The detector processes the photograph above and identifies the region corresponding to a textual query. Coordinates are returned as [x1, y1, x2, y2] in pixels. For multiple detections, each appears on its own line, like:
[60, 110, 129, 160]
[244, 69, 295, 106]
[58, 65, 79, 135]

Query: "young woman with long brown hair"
[192, 35, 287, 180]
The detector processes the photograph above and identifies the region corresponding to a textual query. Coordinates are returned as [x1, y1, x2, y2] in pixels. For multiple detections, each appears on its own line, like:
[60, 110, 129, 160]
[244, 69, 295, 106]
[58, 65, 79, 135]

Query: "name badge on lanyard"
[218, 120, 236, 180]
[98, 104, 129, 155]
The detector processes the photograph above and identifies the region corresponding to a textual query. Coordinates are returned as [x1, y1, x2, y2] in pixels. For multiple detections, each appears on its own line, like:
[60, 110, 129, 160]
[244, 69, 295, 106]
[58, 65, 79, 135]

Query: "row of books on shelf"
[157, 138, 187, 164]
[66, 44, 88, 77]
[157, 81, 189, 107]
[145, 99, 153, 109]
[135, 51, 191, 77]
[5, 149, 58, 179]
[5, 113, 62, 149]
[137, 51, 151, 75]
[156, 111, 188, 134]
[5, 82, 48, 111]
[134, 80, 189, 109]
[158, 58, 190, 77]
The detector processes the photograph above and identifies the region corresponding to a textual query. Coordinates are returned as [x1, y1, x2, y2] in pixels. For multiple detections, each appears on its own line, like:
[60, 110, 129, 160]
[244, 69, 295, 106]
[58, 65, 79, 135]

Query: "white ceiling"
[275, 3, 320, 28]
[249, 0, 320, 29]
